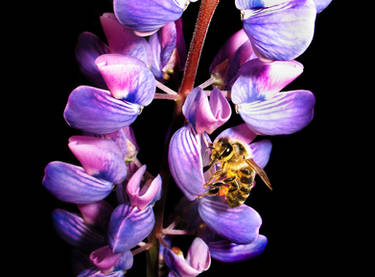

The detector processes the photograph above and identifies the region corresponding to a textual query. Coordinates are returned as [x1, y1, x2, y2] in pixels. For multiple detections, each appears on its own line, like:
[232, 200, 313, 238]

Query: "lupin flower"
[76, 13, 186, 84]
[43, 134, 129, 204]
[64, 53, 156, 134]
[113, 0, 196, 36]
[163, 237, 211, 277]
[231, 58, 315, 135]
[52, 202, 134, 276]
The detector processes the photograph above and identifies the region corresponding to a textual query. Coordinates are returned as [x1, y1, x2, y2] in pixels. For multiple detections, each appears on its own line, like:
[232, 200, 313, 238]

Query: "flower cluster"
[42, 0, 332, 276]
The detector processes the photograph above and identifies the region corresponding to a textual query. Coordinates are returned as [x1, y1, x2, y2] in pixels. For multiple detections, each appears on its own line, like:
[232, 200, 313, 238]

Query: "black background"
[14, 0, 363, 276]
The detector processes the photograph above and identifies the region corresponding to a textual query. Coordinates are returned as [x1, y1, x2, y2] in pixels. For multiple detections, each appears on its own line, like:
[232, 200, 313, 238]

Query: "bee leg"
[198, 186, 220, 199]
[203, 169, 224, 188]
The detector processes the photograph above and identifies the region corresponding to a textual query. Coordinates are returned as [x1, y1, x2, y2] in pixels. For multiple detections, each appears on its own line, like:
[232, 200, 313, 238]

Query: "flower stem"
[147, 1, 221, 276]
[178, 0, 221, 98]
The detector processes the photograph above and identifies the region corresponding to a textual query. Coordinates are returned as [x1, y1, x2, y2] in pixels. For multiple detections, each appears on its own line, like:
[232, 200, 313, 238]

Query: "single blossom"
[64, 53, 156, 134]
[231, 58, 315, 135]
[169, 124, 271, 243]
[76, 13, 185, 85]
[182, 87, 232, 134]
[236, 0, 317, 61]
[209, 29, 257, 89]
[163, 237, 211, 277]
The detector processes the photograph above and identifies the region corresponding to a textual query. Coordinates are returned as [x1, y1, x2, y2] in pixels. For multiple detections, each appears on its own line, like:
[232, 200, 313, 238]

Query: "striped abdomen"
[225, 166, 255, 208]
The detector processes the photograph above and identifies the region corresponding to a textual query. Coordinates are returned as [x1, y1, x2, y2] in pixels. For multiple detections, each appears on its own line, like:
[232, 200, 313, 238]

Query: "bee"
[199, 137, 272, 208]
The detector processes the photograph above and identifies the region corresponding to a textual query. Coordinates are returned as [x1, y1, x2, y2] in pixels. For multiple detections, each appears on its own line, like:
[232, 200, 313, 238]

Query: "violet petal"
[126, 165, 162, 209]
[43, 161, 113, 204]
[75, 32, 109, 88]
[216, 123, 256, 145]
[95, 54, 156, 105]
[208, 235, 268, 262]
[64, 86, 140, 134]
[77, 200, 114, 230]
[313, 0, 332, 13]
[100, 13, 151, 65]
[242, 0, 317, 61]
[108, 204, 155, 253]
[52, 209, 106, 251]
[164, 239, 210, 277]
[115, 250, 134, 271]
[168, 126, 206, 200]
[198, 197, 262, 244]
[238, 90, 315, 135]
[90, 245, 121, 272]
[69, 136, 127, 184]
[182, 88, 231, 134]
[186, 238, 211, 273]
[235, 0, 289, 10]
[77, 269, 124, 277]
[231, 59, 303, 104]
[114, 0, 187, 33]
[249, 140, 272, 168]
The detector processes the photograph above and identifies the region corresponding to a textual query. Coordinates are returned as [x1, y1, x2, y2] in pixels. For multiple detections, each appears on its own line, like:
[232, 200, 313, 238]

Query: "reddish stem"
[178, 0, 221, 98]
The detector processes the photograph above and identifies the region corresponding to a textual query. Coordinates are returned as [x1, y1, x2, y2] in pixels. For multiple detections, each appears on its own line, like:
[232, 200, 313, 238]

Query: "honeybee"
[199, 137, 272, 208]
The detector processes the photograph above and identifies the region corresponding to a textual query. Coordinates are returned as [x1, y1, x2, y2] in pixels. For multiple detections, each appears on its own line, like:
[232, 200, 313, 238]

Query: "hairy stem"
[178, 0, 221, 98]
[147, 1, 220, 276]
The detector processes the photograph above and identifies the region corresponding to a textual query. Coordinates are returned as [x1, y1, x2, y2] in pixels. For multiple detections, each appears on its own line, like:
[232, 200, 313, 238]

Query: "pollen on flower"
[171, 246, 183, 256]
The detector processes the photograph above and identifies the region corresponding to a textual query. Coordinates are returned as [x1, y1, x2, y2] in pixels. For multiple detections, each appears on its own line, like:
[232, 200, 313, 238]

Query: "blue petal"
[108, 204, 155, 253]
[52, 209, 106, 251]
[77, 269, 124, 277]
[235, 0, 290, 9]
[168, 126, 206, 200]
[242, 0, 317, 61]
[238, 90, 315, 135]
[43, 161, 113, 204]
[250, 140, 272, 168]
[313, 0, 332, 13]
[75, 32, 109, 88]
[114, 0, 186, 33]
[64, 86, 140, 134]
[208, 235, 268, 262]
[198, 198, 262, 244]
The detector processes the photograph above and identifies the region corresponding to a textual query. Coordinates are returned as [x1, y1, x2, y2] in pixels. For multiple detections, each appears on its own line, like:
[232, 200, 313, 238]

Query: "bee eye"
[220, 143, 233, 158]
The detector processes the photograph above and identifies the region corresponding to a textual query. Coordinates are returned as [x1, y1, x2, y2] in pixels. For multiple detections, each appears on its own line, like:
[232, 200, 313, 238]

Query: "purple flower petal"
[126, 165, 162, 210]
[182, 88, 231, 134]
[78, 269, 124, 277]
[235, 0, 289, 10]
[168, 126, 206, 200]
[209, 29, 249, 76]
[242, 0, 317, 61]
[115, 250, 134, 271]
[164, 238, 210, 277]
[231, 59, 304, 104]
[90, 245, 121, 272]
[64, 86, 140, 134]
[52, 209, 106, 251]
[313, 0, 332, 13]
[114, 0, 187, 33]
[95, 54, 155, 105]
[208, 235, 268, 262]
[43, 161, 113, 204]
[238, 90, 315, 135]
[186, 238, 211, 273]
[100, 13, 151, 65]
[100, 127, 139, 161]
[249, 139, 272, 168]
[77, 201, 113, 231]
[216, 123, 256, 145]
[198, 197, 262, 244]
[75, 32, 109, 88]
[69, 136, 127, 184]
[108, 204, 155, 253]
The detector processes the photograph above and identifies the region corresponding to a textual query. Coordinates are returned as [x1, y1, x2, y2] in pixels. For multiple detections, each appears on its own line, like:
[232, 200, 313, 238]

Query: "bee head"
[213, 137, 234, 162]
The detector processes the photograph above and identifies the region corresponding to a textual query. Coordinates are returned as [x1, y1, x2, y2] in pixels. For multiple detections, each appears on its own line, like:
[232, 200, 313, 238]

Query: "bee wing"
[245, 158, 272, 191]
